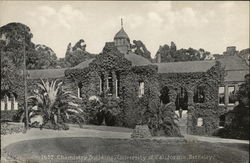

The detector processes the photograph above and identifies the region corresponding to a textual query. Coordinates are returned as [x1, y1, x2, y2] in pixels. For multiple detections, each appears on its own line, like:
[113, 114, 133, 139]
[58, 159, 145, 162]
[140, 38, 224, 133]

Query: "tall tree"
[0, 22, 59, 69]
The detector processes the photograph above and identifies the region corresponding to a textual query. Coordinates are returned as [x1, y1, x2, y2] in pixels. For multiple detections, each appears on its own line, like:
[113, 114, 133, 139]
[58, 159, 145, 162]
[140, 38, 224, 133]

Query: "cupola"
[114, 19, 131, 54]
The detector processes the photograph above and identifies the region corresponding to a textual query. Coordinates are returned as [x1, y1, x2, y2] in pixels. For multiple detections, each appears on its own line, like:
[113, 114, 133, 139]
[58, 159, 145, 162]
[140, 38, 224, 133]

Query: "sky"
[0, 1, 249, 59]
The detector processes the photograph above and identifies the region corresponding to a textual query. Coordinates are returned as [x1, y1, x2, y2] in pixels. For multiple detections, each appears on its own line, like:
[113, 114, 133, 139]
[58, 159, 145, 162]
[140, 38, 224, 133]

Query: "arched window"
[193, 85, 205, 103]
[107, 72, 113, 95]
[138, 81, 145, 97]
[116, 72, 120, 98]
[160, 86, 170, 104]
[197, 117, 203, 126]
[78, 83, 83, 98]
[100, 74, 104, 93]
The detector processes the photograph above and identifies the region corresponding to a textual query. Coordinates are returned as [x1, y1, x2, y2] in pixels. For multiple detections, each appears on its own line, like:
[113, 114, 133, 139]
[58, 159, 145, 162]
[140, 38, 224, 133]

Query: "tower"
[114, 19, 130, 54]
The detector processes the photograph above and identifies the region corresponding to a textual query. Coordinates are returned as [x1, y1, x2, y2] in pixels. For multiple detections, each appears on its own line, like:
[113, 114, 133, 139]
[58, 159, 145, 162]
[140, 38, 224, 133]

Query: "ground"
[1, 124, 249, 163]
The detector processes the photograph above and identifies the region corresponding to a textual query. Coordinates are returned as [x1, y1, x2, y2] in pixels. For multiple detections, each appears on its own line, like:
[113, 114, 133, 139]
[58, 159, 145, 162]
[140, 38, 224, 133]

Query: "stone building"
[3, 23, 247, 136]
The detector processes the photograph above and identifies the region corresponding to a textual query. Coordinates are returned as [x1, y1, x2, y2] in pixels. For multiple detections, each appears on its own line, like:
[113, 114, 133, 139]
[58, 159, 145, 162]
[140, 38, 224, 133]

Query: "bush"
[1, 122, 24, 135]
[148, 102, 181, 137]
[38, 121, 69, 130]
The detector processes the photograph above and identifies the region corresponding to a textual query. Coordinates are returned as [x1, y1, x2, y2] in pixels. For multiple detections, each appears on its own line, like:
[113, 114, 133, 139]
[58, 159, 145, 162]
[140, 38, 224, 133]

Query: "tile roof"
[153, 60, 216, 73]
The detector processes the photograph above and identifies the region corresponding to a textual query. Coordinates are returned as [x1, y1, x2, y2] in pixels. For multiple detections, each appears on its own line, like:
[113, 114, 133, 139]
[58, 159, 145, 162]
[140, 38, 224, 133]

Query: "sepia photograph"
[0, 1, 249, 163]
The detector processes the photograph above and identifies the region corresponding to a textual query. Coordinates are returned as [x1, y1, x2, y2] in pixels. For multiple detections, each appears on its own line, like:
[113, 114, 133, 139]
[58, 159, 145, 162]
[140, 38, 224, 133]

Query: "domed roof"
[114, 27, 129, 40]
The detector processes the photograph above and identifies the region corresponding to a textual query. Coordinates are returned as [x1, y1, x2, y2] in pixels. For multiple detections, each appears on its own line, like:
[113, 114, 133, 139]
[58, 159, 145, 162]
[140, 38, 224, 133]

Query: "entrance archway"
[175, 87, 188, 135]
[175, 87, 188, 111]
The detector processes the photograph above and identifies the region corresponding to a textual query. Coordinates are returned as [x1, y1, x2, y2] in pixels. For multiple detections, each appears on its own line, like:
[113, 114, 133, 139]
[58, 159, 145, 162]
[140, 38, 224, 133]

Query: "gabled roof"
[27, 68, 66, 79]
[114, 27, 129, 40]
[153, 60, 216, 73]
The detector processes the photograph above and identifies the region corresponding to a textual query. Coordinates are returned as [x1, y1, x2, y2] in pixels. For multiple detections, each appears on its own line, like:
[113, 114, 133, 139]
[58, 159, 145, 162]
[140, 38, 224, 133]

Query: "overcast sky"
[0, 1, 249, 58]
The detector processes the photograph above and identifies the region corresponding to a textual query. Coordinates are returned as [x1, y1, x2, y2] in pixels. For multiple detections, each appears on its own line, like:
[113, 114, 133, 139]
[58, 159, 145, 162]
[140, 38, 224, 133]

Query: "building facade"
[2, 25, 248, 136]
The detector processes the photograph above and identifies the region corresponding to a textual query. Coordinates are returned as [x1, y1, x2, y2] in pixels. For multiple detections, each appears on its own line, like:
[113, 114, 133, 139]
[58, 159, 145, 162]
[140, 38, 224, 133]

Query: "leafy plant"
[147, 101, 181, 137]
[17, 79, 85, 129]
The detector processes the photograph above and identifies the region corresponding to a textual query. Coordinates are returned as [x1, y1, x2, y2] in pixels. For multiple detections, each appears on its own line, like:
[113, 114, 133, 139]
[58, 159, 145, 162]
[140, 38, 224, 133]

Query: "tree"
[218, 74, 249, 139]
[131, 40, 152, 60]
[1, 23, 60, 70]
[64, 39, 95, 67]
[30, 44, 58, 69]
[155, 41, 212, 62]
[147, 101, 181, 136]
[16, 79, 85, 129]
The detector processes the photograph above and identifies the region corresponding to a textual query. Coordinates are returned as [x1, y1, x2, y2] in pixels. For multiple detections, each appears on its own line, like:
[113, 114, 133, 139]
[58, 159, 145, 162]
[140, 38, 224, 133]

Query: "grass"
[3, 137, 249, 163]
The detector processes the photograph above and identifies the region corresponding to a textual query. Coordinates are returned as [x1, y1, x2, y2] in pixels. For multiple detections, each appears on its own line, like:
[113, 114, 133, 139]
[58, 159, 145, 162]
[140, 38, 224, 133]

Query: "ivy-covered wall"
[65, 49, 160, 128]
[158, 61, 226, 135]
[4, 44, 226, 137]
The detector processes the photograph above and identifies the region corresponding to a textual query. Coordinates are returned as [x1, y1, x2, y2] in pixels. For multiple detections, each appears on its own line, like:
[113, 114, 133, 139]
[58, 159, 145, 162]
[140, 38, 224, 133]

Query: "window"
[228, 86, 236, 105]
[219, 87, 225, 105]
[116, 72, 120, 98]
[1, 101, 5, 110]
[78, 83, 83, 98]
[193, 85, 205, 103]
[138, 81, 145, 97]
[197, 118, 203, 126]
[107, 72, 113, 95]
[100, 74, 104, 93]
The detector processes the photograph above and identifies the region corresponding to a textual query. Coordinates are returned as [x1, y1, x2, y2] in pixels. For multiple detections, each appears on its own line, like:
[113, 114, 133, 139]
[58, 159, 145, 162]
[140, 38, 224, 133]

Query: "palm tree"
[148, 101, 181, 136]
[17, 79, 85, 129]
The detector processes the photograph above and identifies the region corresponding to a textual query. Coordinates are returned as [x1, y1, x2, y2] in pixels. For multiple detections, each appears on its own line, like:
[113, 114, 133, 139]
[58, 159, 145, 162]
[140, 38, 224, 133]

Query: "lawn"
[69, 124, 133, 133]
[2, 137, 249, 163]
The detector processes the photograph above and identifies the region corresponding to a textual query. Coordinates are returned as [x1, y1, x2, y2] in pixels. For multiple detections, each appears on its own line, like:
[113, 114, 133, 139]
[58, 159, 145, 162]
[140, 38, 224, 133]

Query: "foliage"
[155, 41, 213, 62]
[16, 79, 85, 129]
[218, 74, 250, 139]
[28, 44, 58, 69]
[85, 94, 123, 126]
[0, 22, 58, 70]
[147, 101, 181, 136]
[64, 39, 95, 67]
[1, 122, 24, 135]
[131, 40, 152, 60]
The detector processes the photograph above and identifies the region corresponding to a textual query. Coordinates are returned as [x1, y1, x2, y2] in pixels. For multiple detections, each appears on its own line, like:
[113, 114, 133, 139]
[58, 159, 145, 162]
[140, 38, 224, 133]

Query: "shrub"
[147, 102, 181, 137]
[1, 122, 24, 135]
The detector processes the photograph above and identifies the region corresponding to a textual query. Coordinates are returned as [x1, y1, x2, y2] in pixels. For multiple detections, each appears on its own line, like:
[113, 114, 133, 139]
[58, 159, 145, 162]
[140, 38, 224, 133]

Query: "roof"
[217, 55, 249, 71]
[114, 27, 129, 40]
[27, 68, 66, 79]
[125, 52, 152, 66]
[225, 70, 249, 82]
[217, 54, 249, 82]
[73, 58, 95, 69]
[153, 60, 216, 73]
